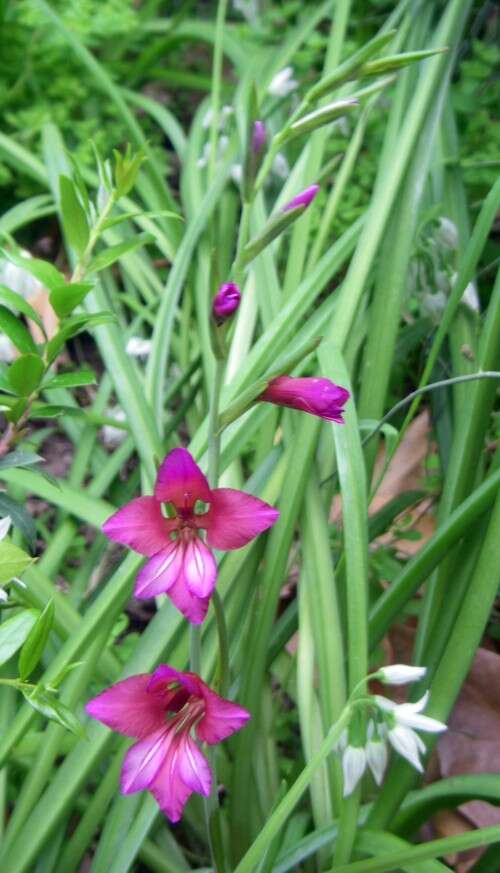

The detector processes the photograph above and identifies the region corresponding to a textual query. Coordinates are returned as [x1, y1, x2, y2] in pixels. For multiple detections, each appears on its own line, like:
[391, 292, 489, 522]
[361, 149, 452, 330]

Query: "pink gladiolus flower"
[103, 447, 279, 623]
[86, 665, 250, 822]
[260, 376, 350, 422]
[212, 282, 241, 322]
[282, 184, 319, 212]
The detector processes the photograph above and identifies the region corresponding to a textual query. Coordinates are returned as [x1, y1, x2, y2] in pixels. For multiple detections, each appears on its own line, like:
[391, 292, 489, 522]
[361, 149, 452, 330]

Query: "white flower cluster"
[340, 665, 446, 797]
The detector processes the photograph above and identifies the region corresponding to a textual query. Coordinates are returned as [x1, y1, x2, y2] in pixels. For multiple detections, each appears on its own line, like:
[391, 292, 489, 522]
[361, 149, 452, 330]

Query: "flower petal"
[396, 710, 447, 734]
[342, 746, 366, 797]
[134, 541, 184, 599]
[155, 448, 211, 508]
[177, 735, 212, 796]
[168, 575, 210, 625]
[206, 488, 280, 550]
[102, 497, 168, 557]
[183, 539, 217, 598]
[121, 727, 169, 794]
[86, 674, 166, 738]
[196, 685, 250, 744]
[260, 376, 350, 423]
[387, 725, 423, 772]
[149, 734, 192, 822]
[366, 740, 388, 786]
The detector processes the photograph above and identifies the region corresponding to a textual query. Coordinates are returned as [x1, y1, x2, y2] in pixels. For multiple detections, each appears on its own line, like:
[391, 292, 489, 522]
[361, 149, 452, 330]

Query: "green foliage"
[0, 3, 498, 873]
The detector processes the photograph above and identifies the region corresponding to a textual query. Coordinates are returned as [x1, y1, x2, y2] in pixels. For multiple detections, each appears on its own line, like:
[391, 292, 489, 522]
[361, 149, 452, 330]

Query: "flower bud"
[212, 283, 241, 323]
[378, 664, 427, 685]
[243, 121, 267, 202]
[282, 185, 319, 212]
[268, 67, 298, 98]
[252, 121, 266, 155]
[259, 376, 349, 422]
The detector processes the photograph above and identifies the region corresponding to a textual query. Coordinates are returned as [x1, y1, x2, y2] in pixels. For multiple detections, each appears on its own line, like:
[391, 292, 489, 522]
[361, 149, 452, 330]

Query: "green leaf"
[18, 599, 55, 680]
[1, 250, 65, 294]
[0, 540, 34, 584]
[49, 282, 95, 318]
[29, 403, 86, 419]
[100, 210, 182, 231]
[86, 233, 154, 274]
[43, 368, 96, 389]
[0, 305, 37, 354]
[0, 284, 45, 332]
[0, 450, 43, 471]
[0, 495, 37, 551]
[46, 311, 116, 362]
[0, 610, 39, 667]
[7, 354, 45, 396]
[59, 175, 90, 256]
[22, 688, 86, 738]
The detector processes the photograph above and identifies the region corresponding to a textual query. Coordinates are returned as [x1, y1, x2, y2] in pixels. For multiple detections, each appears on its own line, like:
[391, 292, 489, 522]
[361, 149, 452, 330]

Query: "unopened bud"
[212, 283, 241, 323]
[285, 99, 358, 141]
[242, 185, 319, 263]
[282, 184, 319, 212]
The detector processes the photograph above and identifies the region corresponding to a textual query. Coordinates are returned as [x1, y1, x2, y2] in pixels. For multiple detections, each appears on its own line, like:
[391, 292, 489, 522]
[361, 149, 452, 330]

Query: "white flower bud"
[342, 745, 366, 797]
[437, 217, 459, 250]
[126, 337, 152, 358]
[378, 664, 427, 685]
[272, 153, 289, 179]
[387, 725, 424, 772]
[365, 737, 388, 786]
[268, 67, 298, 98]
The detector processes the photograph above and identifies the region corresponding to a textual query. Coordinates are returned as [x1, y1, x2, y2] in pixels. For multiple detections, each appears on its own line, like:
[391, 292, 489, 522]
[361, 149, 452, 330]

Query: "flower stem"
[232, 706, 353, 873]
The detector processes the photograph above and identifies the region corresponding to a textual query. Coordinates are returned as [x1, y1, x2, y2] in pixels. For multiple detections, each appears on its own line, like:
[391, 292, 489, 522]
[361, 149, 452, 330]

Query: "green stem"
[208, 358, 224, 488]
[212, 589, 230, 697]
[233, 707, 353, 873]
[207, 0, 228, 185]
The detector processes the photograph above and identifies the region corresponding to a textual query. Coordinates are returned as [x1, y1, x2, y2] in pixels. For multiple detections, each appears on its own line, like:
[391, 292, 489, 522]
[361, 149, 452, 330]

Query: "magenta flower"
[283, 184, 319, 212]
[212, 282, 241, 323]
[86, 665, 249, 822]
[260, 376, 350, 422]
[103, 448, 279, 623]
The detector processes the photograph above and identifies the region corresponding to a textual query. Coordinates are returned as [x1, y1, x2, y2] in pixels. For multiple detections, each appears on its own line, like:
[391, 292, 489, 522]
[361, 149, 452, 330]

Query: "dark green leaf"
[0, 540, 34, 584]
[46, 311, 115, 362]
[86, 233, 154, 274]
[1, 250, 65, 293]
[0, 610, 39, 666]
[0, 495, 37, 551]
[43, 368, 96, 389]
[0, 450, 43, 471]
[49, 282, 95, 318]
[0, 284, 45, 332]
[59, 176, 90, 256]
[7, 354, 45, 396]
[0, 305, 37, 354]
[18, 599, 55, 679]
[23, 688, 86, 738]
